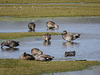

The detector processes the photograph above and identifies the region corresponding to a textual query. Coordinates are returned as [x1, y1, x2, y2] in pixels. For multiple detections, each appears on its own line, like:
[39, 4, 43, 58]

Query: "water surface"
[43, 66, 100, 75]
[0, 17, 100, 61]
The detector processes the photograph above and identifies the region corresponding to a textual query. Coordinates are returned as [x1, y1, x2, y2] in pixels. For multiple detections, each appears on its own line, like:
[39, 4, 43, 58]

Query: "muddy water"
[43, 66, 100, 75]
[0, 17, 100, 61]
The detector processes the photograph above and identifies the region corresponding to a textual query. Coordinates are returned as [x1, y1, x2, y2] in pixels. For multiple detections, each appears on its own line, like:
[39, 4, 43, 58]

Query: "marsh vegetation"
[0, 0, 100, 17]
[0, 32, 60, 39]
[0, 0, 100, 3]
[0, 59, 100, 75]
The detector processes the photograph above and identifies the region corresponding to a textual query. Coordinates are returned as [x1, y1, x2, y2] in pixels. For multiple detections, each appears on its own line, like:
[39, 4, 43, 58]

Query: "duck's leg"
[14, 46, 16, 48]
[70, 40, 72, 43]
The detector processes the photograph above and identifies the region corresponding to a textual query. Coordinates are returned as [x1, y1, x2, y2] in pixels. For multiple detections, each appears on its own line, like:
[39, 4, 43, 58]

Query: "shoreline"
[0, 16, 100, 21]
[0, 59, 100, 75]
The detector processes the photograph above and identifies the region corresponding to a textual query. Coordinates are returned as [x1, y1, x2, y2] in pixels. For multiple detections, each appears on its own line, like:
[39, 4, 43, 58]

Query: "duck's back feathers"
[28, 22, 36, 31]
[31, 48, 43, 56]
[46, 21, 59, 29]
[20, 52, 35, 60]
[34, 54, 54, 61]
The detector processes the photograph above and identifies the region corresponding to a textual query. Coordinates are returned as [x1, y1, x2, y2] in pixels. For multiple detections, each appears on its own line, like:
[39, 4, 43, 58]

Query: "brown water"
[0, 17, 100, 61]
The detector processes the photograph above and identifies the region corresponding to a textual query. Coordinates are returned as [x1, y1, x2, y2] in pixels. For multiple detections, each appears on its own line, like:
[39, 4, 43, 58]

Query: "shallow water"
[43, 66, 100, 75]
[0, 17, 100, 61]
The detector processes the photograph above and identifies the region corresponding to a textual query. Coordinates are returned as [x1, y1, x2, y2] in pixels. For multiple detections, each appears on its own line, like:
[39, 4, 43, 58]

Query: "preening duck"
[19, 52, 35, 60]
[28, 22, 36, 31]
[46, 21, 59, 30]
[1, 40, 19, 48]
[31, 48, 43, 56]
[43, 33, 51, 42]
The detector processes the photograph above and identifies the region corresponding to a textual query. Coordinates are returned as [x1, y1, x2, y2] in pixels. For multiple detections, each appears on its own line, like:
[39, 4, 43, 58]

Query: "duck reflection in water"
[43, 41, 51, 46]
[63, 42, 80, 48]
[46, 28, 58, 31]
[28, 29, 35, 32]
[1, 48, 19, 52]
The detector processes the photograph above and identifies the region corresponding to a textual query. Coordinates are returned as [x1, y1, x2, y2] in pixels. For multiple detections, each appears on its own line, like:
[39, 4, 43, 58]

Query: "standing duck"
[46, 21, 59, 30]
[61, 30, 80, 42]
[19, 52, 35, 60]
[28, 22, 36, 31]
[43, 33, 51, 42]
[1, 40, 19, 48]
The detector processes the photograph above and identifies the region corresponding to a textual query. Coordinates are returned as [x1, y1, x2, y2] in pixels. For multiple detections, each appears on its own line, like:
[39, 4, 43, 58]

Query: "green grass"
[0, 3, 100, 17]
[0, 32, 60, 39]
[0, 59, 100, 75]
[0, 0, 100, 3]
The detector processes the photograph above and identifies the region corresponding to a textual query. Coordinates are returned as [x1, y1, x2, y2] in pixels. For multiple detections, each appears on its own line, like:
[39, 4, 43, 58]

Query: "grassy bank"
[0, 32, 60, 39]
[0, 1, 100, 17]
[0, 4, 100, 17]
[0, 0, 100, 3]
[0, 59, 100, 75]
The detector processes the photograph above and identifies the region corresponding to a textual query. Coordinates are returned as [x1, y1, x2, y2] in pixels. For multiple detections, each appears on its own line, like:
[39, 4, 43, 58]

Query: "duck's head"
[54, 25, 59, 30]
[61, 30, 67, 35]
[1, 41, 6, 48]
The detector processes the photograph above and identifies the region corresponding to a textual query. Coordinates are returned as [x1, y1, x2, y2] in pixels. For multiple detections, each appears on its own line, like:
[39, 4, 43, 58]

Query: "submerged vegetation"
[0, 32, 60, 39]
[0, 59, 100, 75]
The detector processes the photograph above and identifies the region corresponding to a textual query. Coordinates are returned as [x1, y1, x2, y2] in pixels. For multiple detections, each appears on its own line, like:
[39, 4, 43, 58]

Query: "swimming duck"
[43, 33, 51, 42]
[34, 54, 54, 61]
[28, 22, 36, 31]
[65, 51, 76, 57]
[1, 40, 19, 48]
[46, 21, 59, 30]
[19, 52, 35, 60]
[31, 48, 43, 56]
[61, 30, 80, 42]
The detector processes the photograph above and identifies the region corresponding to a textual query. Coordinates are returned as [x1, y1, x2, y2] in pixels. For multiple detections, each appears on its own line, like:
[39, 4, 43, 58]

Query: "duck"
[31, 48, 43, 56]
[46, 21, 59, 30]
[19, 52, 35, 60]
[28, 22, 36, 31]
[65, 51, 76, 57]
[61, 30, 80, 42]
[31, 48, 54, 61]
[34, 54, 54, 61]
[1, 40, 19, 48]
[43, 33, 51, 42]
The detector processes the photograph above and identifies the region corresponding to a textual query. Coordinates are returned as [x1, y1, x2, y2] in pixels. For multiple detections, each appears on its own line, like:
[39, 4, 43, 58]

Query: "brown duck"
[43, 33, 51, 42]
[46, 21, 59, 30]
[19, 52, 35, 60]
[31, 48, 43, 56]
[28, 22, 36, 31]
